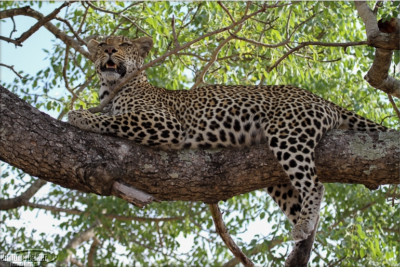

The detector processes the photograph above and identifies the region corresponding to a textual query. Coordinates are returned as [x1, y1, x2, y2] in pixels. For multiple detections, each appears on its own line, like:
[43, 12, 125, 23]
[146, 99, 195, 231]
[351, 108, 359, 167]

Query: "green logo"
[0, 249, 57, 266]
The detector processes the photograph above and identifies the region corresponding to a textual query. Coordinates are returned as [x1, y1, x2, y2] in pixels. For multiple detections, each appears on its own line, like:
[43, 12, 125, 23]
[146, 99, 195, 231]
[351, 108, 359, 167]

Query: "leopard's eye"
[120, 42, 132, 47]
[98, 42, 106, 47]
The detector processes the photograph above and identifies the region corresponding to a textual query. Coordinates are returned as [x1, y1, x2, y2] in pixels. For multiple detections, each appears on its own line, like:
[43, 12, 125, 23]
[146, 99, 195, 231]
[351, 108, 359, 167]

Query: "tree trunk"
[1, 85, 399, 203]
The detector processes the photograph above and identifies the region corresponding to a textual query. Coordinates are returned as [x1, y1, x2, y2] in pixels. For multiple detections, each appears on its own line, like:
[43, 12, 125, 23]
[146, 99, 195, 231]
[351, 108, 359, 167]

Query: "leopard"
[68, 35, 393, 262]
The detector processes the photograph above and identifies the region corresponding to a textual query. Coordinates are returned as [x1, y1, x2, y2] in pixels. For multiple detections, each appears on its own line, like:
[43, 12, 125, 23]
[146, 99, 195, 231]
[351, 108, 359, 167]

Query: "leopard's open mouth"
[100, 60, 127, 77]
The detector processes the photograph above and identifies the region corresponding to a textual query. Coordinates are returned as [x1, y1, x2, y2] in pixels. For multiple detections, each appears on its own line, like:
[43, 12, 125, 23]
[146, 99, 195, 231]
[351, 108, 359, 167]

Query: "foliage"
[1, 1, 399, 266]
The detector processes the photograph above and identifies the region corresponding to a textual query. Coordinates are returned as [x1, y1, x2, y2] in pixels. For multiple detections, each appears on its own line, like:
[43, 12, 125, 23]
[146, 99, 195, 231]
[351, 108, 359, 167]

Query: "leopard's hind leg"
[266, 183, 302, 226]
[266, 130, 325, 241]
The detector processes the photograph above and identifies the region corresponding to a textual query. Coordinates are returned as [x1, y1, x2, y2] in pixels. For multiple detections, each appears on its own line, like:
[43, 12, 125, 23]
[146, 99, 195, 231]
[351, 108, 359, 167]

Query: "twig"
[191, 26, 241, 89]
[171, 15, 180, 48]
[16, 1, 72, 43]
[76, 5, 89, 35]
[0, 35, 22, 46]
[209, 203, 254, 267]
[243, 1, 251, 18]
[218, 1, 235, 23]
[56, 16, 87, 45]
[24, 200, 193, 222]
[85, 1, 150, 37]
[388, 94, 400, 120]
[88, 3, 269, 114]
[9, 16, 17, 38]
[62, 46, 87, 109]
[180, 3, 202, 29]
[58, 221, 101, 267]
[0, 63, 29, 80]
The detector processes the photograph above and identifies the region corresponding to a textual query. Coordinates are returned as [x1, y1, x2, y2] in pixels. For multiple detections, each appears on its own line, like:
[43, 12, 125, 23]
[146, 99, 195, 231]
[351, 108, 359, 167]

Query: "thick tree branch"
[1, 85, 399, 204]
[0, 179, 47, 210]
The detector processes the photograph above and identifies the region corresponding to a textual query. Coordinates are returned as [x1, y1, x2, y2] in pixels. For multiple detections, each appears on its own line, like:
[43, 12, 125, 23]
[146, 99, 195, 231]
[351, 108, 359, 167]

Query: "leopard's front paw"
[291, 219, 315, 241]
[67, 109, 94, 131]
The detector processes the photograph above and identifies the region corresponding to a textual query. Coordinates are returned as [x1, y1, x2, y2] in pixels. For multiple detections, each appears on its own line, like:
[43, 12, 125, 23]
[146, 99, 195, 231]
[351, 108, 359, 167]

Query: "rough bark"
[1, 85, 399, 204]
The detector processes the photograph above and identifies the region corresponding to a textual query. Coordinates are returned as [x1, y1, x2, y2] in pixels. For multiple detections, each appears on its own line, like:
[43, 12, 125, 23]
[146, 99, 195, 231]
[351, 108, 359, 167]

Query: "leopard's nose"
[105, 47, 118, 55]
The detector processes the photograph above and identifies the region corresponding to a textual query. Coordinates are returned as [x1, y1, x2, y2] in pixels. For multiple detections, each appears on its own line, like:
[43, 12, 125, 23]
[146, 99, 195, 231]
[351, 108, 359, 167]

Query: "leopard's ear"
[87, 39, 100, 56]
[134, 37, 153, 58]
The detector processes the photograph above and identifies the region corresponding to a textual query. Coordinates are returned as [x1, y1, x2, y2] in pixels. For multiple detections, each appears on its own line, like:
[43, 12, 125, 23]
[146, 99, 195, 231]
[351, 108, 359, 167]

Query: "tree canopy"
[0, 1, 399, 267]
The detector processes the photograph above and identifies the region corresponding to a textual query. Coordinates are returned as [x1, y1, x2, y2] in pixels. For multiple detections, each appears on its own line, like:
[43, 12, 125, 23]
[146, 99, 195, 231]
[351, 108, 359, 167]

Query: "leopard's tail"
[338, 108, 394, 132]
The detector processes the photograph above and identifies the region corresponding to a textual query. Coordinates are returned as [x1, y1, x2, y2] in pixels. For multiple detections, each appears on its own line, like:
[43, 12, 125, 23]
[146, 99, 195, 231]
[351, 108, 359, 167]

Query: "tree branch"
[0, 179, 47, 210]
[16, 2, 71, 44]
[0, 6, 90, 59]
[354, 2, 400, 99]
[22, 201, 190, 222]
[57, 221, 100, 267]
[222, 239, 284, 267]
[354, 1, 400, 50]
[363, 48, 400, 99]
[87, 237, 100, 267]
[1, 85, 399, 204]
[209, 203, 254, 267]
[0, 63, 29, 80]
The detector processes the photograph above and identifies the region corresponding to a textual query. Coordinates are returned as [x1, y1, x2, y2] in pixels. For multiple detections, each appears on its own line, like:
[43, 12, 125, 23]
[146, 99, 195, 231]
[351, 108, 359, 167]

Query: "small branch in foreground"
[209, 203, 254, 267]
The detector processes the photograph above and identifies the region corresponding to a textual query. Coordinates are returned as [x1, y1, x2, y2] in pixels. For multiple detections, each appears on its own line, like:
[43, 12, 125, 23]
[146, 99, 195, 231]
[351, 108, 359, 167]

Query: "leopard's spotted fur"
[68, 36, 392, 245]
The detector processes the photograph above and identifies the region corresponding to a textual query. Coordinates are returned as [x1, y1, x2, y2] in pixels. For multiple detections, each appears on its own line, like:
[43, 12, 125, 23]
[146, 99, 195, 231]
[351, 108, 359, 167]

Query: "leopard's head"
[87, 35, 153, 83]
